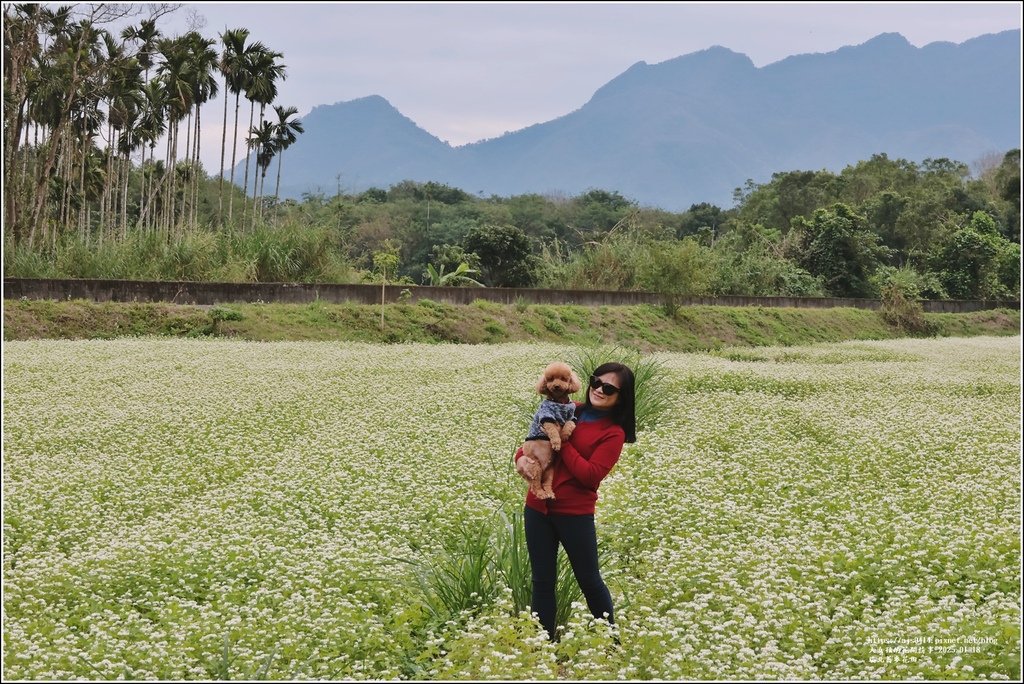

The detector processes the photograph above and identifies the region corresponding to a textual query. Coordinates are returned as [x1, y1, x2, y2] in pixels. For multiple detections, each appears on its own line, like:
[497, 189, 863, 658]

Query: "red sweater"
[515, 406, 625, 516]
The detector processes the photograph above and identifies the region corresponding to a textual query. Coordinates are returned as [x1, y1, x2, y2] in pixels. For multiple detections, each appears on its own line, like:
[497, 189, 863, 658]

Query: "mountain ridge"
[260, 29, 1021, 210]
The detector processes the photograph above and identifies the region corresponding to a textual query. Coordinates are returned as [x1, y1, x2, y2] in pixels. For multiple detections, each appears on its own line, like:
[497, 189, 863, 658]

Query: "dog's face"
[536, 362, 582, 397]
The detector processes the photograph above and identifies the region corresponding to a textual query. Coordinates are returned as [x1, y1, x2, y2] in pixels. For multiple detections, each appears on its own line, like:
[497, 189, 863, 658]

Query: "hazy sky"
[112, 2, 1022, 167]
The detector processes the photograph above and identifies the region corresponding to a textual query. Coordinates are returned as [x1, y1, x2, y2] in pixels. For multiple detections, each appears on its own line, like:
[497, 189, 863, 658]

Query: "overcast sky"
[110, 1, 1022, 168]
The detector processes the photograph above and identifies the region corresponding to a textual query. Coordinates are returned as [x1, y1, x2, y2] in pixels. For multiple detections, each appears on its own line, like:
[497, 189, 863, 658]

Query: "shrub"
[879, 282, 936, 336]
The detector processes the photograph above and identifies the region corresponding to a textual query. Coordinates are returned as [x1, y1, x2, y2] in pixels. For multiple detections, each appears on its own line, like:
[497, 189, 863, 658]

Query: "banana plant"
[424, 261, 484, 287]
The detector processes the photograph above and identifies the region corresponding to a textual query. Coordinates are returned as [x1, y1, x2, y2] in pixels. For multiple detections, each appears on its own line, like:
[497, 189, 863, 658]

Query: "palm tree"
[99, 30, 143, 239]
[155, 36, 194, 236]
[27, 15, 105, 247]
[217, 27, 250, 221]
[119, 18, 160, 234]
[135, 78, 167, 232]
[183, 31, 219, 231]
[246, 119, 276, 226]
[107, 63, 144, 238]
[271, 104, 303, 201]
[2, 4, 44, 237]
[121, 18, 160, 80]
[240, 46, 285, 226]
[226, 38, 267, 225]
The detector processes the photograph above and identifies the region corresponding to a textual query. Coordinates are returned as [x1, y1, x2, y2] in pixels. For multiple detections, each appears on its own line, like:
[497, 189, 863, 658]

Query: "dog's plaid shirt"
[525, 399, 577, 441]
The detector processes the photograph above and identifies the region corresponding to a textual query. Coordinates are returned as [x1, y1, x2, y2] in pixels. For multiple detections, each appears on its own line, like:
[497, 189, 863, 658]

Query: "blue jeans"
[524, 505, 614, 640]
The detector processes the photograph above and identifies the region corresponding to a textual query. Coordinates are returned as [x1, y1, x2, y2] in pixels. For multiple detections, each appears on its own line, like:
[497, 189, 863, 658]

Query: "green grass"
[3, 298, 1019, 351]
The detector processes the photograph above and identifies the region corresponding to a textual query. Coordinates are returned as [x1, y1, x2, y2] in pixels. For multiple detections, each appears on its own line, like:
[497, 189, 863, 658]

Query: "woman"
[514, 361, 637, 642]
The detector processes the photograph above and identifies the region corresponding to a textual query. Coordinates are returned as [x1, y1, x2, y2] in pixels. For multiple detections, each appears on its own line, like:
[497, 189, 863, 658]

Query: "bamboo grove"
[2, 4, 305, 249]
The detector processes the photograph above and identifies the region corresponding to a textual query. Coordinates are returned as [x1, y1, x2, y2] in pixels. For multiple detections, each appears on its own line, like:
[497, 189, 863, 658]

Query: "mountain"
[260, 29, 1021, 211]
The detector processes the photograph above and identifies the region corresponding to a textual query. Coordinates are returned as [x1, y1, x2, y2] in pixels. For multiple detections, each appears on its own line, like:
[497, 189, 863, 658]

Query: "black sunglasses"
[589, 376, 620, 396]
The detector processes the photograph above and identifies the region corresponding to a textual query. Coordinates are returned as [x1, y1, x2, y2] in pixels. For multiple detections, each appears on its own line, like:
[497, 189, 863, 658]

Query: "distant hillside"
[255, 30, 1021, 211]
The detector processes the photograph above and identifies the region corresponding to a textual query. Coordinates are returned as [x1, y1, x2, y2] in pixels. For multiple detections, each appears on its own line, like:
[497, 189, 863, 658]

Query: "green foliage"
[398, 500, 604, 641]
[371, 240, 400, 279]
[462, 223, 539, 287]
[635, 238, 713, 316]
[536, 231, 646, 291]
[878, 279, 937, 337]
[869, 265, 947, 302]
[573, 189, 637, 238]
[710, 231, 825, 297]
[992, 149, 1020, 242]
[399, 519, 500, 625]
[7, 147, 1020, 304]
[678, 202, 727, 239]
[736, 170, 844, 233]
[933, 211, 1020, 300]
[3, 224, 359, 283]
[794, 203, 888, 297]
[209, 306, 244, 322]
[423, 261, 484, 287]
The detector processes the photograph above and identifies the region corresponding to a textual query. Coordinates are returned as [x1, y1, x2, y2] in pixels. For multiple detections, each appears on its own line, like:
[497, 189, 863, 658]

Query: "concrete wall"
[3, 278, 1018, 313]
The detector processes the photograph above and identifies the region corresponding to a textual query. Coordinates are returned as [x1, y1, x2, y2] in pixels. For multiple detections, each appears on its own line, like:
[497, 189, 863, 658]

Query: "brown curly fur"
[515, 362, 581, 500]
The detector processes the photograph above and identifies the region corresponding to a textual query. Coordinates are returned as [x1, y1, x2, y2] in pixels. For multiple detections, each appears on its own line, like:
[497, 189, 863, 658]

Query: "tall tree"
[246, 119, 275, 224]
[240, 45, 285, 227]
[135, 78, 167, 232]
[183, 31, 219, 231]
[2, 4, 44, 238]
[217, 27, 251, 222]
[155, 35, 194, 236]
[271, 104, 303, 201]
[26, 14, 105, 247]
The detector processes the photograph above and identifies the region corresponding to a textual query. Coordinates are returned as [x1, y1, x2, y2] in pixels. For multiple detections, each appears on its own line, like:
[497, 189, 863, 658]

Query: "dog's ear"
[568, 370, 582, 394]
[535, 372, 549, 395]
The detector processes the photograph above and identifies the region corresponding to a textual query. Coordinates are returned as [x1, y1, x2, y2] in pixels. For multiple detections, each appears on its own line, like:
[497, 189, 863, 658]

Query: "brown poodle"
[515, 361, 582, 499]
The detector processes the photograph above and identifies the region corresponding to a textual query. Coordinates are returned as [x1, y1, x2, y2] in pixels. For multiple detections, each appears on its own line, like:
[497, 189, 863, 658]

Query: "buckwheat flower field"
[3, 336, 1020, 680]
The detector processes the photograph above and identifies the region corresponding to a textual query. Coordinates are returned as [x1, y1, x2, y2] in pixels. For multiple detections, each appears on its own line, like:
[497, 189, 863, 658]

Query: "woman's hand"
[516, 456, 539, 481]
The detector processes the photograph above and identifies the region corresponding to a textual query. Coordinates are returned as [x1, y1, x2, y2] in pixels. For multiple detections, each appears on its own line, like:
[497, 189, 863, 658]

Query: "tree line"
[266, 151, 1019, 303]
[3, 5, 1019, 303]
[2, 3, 303, 248]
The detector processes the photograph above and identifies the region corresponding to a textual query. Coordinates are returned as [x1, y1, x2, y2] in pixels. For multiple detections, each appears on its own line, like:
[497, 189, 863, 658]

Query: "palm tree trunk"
[241, 98, 255, 228]
[228, 91, 242, 225]
[137, 145, 148, 231]
[121, 146, 131, 240]
[274, 149, 284, 201]
[192, 102, 202, 231]
[163, 124, 173, 238]
[79, 144, 87, 241]
[29, 120, 67, 249]
[29, 32, 90, 248]
[138, 145, 158, 233]
[100, 117, 112, 238]
[111, 136, 121, 240]
[218, 85, 228, 220]
[170, 120, 180, 237]
[182, 111, 192, 232]
[146, 145, 157, 233]
[258, 168, 266, 224]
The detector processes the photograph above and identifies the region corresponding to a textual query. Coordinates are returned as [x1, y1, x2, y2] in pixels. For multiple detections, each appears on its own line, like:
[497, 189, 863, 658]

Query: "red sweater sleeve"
[558, 429, 624, 490]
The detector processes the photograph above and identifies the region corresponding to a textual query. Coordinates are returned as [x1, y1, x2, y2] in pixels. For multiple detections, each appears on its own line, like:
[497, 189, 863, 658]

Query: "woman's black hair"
[583, 362, 637, 443]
